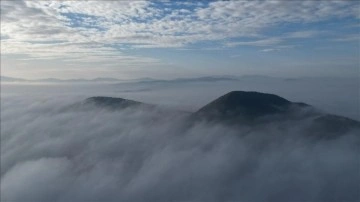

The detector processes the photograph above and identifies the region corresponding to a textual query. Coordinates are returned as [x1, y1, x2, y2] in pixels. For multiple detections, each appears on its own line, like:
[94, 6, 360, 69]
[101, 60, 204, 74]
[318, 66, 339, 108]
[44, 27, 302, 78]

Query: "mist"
[1, 77, 359, 202]
[2, 76, 359, 120]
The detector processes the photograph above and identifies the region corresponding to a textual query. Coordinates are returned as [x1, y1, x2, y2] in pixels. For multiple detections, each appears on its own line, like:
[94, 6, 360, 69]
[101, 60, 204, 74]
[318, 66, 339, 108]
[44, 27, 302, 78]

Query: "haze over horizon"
[1, 0, 359, 79]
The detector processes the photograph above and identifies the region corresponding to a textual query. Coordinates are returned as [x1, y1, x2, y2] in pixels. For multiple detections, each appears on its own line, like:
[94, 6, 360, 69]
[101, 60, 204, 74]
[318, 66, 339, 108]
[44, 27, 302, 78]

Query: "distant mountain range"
[0, 76, 28, 82]
[133, 76, 240, 84]
[71, 91, 360, 139]
[0, 76, 127, 83]
[0, 75, 282, 84]
[2, 75, 357, 84]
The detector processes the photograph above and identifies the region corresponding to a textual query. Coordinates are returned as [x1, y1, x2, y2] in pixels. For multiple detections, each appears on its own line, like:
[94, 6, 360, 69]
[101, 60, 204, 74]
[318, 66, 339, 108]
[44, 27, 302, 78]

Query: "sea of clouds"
[1, 78, 359, 202]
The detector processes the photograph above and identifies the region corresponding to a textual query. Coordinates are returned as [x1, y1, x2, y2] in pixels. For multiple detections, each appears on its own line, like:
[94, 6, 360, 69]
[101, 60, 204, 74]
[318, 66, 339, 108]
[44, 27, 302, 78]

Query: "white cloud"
[332, 34, 360, 42]
[285, 30, 321, 38]
[2, 0, 359, 50]
[261, 48, 279, 52]
[226, 38, 283, 47]
[1, 0, 359, 77]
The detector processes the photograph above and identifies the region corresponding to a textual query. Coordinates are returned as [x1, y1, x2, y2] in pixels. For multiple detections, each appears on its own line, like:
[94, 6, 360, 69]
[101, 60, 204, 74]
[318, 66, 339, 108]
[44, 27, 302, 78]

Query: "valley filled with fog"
[1, 77, 359, 202]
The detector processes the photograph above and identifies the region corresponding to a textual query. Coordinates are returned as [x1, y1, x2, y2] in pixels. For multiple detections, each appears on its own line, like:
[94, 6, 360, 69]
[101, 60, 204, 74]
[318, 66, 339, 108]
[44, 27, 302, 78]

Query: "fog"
[1, 77, 359, 202]
[2, 76, 358, 120]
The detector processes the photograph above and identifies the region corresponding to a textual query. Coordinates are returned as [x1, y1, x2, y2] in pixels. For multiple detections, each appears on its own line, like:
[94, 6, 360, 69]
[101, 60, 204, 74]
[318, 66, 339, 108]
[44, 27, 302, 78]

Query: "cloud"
[1, 1, 359, 57]
[332, 34, 360, 42]
[285, 30, 321, 38]
[261, 48, 280, 52]
[1, 82, 359, 202]
[226, 38, 283, 47]
[259, 45, 297, 52]
[0, 1, 160, 65]
[226, 30, 322, 48]
[1, 1, 359, 79]
[1, 157, 73, 201]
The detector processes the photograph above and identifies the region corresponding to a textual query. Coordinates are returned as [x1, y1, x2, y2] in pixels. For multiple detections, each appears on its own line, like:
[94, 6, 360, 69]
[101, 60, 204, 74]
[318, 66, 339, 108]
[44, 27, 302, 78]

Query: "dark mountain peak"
[194, 91, 309, 122]
[215, 91, 291, 107]
[192, 91, 360, 138]
[83, 96, 144, 109]
[63, 96, 155, 112]
[308, 114, 360, 137]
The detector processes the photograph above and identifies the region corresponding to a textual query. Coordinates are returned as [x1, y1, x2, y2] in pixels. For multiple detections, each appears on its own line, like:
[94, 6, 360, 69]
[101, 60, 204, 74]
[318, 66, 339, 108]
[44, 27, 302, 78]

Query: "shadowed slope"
[84, 97, 143, 109]
[65, 96, 151, 111]
[307, 114, 360, 138]
[67, 92, 359, 139]
[194, 91, 309, 122]
[193, 91, 360, 138]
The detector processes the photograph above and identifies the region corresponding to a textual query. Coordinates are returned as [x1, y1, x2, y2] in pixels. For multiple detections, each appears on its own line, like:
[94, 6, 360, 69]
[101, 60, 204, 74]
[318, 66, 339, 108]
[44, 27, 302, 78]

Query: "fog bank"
[1, 90, 359, 201]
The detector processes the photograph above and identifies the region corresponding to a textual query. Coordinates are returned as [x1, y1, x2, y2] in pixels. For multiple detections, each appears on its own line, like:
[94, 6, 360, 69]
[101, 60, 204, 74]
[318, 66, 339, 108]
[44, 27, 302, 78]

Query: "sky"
[1, 0, 359, 79]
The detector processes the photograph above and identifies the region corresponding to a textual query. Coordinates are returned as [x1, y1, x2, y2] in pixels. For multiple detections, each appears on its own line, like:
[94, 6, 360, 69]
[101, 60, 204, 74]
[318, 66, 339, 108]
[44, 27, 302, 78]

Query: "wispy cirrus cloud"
[285, 30, 322, 39]
[332, 34, 360, 42]
[225, 38, 283, 47]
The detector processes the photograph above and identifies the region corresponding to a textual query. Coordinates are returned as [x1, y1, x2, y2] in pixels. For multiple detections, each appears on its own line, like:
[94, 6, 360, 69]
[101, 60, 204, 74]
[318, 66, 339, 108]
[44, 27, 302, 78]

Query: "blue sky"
[1, 0, 359, 79]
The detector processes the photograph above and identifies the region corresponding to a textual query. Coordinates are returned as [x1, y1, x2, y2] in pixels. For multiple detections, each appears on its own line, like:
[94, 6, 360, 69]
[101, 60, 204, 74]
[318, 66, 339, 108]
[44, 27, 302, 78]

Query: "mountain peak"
[82, 96, 144, 110]
[217, 91, 291, 106]
[194, 91, 308, 122]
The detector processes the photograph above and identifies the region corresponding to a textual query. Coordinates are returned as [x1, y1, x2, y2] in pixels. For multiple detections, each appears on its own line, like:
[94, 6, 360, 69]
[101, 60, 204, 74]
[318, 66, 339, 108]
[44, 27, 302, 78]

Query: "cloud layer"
[1, 83, 359, 202]
[1, 1, 359, 63]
